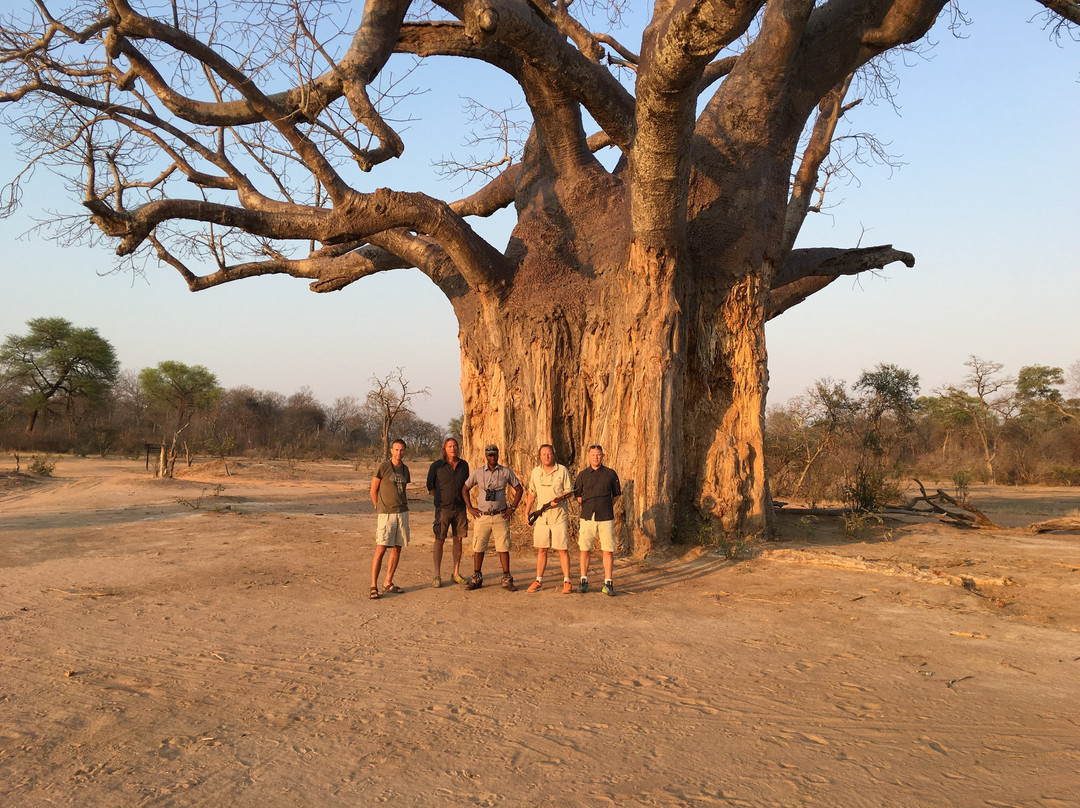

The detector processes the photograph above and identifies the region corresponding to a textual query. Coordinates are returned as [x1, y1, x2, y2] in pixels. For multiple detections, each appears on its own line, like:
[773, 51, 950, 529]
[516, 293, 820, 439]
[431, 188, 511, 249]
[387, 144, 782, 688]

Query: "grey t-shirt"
[464, 464, 520, 513]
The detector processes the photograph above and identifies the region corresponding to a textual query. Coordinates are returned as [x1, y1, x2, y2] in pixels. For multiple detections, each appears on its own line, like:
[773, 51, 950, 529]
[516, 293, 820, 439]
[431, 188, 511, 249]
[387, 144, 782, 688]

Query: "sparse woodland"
[766, 359, 1080, 509]
[0, 323, 447, 465]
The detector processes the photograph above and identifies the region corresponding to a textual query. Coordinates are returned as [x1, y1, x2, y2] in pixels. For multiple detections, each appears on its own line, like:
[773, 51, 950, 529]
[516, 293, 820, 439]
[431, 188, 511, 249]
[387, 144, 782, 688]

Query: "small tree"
[935, 356, 1014, 483]
[0, 317, 118, 433]
[365, 369, 428, 460]
[139, 361, 222, 476]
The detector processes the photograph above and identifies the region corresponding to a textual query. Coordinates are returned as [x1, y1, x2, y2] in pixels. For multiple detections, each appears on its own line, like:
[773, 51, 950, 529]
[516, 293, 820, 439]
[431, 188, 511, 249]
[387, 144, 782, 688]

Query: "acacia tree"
[0, 316, 119, 433]
[140, 360, 222, 475]
[0, 1, 1075, 550]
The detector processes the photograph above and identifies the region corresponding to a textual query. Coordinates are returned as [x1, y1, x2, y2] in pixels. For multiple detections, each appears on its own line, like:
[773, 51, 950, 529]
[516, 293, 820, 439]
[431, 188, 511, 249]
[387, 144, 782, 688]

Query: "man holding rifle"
[523, 444, 574, 594]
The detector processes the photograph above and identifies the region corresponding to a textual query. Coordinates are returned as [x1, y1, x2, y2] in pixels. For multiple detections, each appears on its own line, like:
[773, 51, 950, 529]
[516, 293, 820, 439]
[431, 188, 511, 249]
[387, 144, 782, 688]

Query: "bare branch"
[767, 245, 915, 319]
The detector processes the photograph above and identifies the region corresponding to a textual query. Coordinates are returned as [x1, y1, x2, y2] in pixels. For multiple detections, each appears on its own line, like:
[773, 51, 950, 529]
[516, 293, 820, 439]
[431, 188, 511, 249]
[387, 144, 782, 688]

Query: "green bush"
[28, 455, 56, 477]
[838, 464, 899, 511]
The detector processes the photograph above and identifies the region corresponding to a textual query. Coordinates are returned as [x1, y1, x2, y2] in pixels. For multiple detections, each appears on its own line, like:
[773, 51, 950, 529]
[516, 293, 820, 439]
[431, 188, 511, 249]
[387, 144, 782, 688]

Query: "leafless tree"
[0, 0, 1074, 548]
[366, 368, 428, 459]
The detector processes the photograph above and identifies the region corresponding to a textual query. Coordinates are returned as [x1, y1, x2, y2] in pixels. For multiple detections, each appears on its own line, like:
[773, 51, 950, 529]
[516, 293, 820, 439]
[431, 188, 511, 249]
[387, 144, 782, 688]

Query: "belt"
[478, 508, 508, 516]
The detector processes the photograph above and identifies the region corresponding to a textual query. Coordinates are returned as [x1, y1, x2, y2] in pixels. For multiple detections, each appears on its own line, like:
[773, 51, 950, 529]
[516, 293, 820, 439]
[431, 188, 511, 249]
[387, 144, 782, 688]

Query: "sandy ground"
[1, 457, 1079, 807]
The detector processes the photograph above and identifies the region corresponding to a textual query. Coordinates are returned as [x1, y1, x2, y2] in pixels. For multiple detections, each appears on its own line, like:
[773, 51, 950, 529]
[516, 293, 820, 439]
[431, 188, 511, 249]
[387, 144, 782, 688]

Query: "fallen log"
[1029, 517, 1080, 534]
[903, 479, 1001, 529]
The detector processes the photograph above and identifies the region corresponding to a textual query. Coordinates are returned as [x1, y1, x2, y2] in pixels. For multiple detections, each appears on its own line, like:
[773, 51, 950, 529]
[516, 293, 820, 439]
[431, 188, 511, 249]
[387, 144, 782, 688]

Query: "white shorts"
[376, 512, 410, 547]
[578, 518, 615, 553]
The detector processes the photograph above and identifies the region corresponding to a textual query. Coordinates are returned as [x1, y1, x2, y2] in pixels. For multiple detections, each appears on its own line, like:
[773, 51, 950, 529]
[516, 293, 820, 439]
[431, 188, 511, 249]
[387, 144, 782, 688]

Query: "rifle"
[527, 491, 575, 526]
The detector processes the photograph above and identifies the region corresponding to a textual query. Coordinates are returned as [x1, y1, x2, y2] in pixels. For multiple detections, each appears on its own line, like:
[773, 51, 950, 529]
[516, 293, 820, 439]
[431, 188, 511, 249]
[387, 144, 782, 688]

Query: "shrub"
[838, 463, 899, 511]
[1050, 466, 1080, 486]
[28, 455, 56, 477]
[951, 470, 973, 499]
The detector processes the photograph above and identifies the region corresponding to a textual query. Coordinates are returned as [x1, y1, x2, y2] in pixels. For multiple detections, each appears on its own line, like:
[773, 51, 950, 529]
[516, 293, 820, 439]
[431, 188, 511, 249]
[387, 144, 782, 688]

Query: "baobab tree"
[0, 1, 1075, 551]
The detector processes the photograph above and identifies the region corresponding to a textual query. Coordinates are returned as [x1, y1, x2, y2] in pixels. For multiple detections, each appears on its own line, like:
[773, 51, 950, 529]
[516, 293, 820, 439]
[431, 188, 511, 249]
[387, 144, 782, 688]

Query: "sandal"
[369, 587, 380, 600]
[383, 583, 404, 594]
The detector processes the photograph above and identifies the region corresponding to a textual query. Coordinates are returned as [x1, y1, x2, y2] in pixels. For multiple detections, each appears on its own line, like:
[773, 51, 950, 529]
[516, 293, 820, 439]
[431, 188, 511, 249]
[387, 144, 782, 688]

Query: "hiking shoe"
[432, 576, 442, 589]
[465, 574, 483, 591]
[502, 574, 517, 592]
[602, 581, 615, 597]
[562, 580, 573, 595]
[527, 579, 543, 593]
[578, 578, 589, 594]
[452, 572, 468, 585]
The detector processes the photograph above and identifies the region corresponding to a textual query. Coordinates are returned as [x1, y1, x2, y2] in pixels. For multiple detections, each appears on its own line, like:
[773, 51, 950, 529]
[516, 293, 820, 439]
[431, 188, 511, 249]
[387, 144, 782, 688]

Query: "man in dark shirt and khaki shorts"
[426, 437, 471, 588]
[574, 444, 621, 596]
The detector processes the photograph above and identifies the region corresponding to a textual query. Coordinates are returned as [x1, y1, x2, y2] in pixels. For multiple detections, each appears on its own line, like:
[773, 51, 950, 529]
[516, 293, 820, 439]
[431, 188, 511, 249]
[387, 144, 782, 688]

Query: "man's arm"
[523, 470, 537, 515]
[506, 481, 524, 521]
[426, 462, 438, 495]
[463, 481, 479, 517]
[370, 476, 381, 509]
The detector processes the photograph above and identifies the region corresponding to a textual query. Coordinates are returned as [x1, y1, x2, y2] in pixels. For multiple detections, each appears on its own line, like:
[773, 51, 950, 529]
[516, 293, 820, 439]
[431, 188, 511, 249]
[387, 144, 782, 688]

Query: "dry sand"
[1, 457, 1079, 807]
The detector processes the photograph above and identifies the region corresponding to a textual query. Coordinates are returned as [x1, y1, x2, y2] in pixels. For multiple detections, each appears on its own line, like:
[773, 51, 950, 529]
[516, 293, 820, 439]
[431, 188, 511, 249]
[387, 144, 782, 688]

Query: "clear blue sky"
[1, 4, 1076, 427]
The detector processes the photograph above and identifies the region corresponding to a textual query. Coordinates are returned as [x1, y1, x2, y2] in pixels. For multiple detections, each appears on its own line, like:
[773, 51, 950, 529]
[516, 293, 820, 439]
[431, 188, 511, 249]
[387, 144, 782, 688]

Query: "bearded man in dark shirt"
[426, 437, 471, 588]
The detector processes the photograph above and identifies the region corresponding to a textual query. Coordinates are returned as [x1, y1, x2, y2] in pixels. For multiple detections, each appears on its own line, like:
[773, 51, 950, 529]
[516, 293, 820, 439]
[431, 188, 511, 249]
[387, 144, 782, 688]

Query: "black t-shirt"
[575, 465, 621, 521]
[426, 458, 471, 510]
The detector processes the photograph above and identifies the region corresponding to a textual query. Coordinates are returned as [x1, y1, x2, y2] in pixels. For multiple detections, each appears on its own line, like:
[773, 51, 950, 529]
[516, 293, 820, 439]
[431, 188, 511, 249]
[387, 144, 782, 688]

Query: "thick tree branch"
[632, 0, 765, 245]
[519, 64, 604, 184]
[767, 245, 914, 319]
[791, 0, 948, 113]
[396, 21, 521, 74]
[1036, 0, 1080, 25]
[106, 0, 353, 202]
[445, 0, 634, 151]
[782, 74, 855, 254]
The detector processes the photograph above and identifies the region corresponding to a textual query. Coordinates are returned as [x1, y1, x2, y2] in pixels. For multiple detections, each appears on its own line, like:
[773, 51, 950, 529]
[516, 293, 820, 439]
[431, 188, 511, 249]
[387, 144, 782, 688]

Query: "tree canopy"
[0, 316, 119, 432]
[139, 360, 222, 430]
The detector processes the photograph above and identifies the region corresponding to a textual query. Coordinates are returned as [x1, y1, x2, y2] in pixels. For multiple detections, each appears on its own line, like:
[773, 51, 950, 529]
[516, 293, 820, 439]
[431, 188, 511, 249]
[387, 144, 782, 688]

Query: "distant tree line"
[768, 357, 1080, 508]
[1, 318, 454, 469]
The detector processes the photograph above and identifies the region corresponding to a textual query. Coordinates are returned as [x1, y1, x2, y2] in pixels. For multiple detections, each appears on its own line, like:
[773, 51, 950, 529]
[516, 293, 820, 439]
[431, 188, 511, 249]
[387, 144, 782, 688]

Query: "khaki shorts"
[376, 512, 410, 547]
[533, 514, 569, 550]
[578, 518, 615, 553]
[472, 513, 511, 553]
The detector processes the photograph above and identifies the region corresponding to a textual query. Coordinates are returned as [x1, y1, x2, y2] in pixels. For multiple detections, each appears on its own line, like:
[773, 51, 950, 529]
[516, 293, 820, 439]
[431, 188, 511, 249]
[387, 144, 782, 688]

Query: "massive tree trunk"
[454, 161, 779, 555]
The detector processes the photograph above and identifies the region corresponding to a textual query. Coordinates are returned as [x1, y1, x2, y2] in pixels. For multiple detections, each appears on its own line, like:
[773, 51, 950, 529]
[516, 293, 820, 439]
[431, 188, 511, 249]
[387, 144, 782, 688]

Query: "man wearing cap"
[462, 444, 524, 592]
[523, 444, 574, 595]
